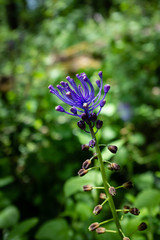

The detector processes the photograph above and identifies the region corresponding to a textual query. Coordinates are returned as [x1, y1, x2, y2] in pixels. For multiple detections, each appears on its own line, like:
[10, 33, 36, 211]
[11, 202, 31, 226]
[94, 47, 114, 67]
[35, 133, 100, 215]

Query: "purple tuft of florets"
[48, 71, 110, 118]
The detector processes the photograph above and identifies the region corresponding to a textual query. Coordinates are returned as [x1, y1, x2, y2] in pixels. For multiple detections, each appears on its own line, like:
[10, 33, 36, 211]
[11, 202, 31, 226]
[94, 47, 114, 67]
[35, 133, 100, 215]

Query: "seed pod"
[96, 227, 106, 234]
[108, 163, 120, 171]
[123, 181, 133, 189]
[77, 120, 86, 130]
[123, 205, 130, 214]
[93, 205, 102, 215]
[109, 186, 116, 196]
[129, 207, 140, 215]
[138, 222, 147, 231]
[81, 144, 89, 151]
[78, 169, 88, 177]
[108, 145, 118, 154]
[83, 185, 93, 191]
[123, 237, 130, 240]
[88, 222, 99, 231]
[99, 192, 107, 199]
[96, 120, 103, 129]
[82, 159, 91, 169]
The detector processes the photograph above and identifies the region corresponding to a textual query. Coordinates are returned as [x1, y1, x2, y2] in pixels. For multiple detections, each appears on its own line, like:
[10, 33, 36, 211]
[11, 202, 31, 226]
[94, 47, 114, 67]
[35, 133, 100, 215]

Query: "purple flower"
[48, 71, 110, 119]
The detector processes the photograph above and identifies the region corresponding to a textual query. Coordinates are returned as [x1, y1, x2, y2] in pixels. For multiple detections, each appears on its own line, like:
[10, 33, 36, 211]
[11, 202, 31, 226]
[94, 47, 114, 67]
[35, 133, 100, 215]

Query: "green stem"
[89, 125, 124, 239]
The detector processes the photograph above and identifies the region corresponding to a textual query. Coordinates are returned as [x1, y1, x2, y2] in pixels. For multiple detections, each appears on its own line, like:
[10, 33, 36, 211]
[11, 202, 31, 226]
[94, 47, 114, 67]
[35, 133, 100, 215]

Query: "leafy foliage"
[0, 0, 160, 239]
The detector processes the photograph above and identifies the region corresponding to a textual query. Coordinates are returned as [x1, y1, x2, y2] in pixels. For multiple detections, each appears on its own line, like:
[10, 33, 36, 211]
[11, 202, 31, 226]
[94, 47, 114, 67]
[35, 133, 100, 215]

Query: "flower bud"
[109, 186, 116, 196]
[89, 139, 96, 148]
[93, 205, 102, 215]
[99, 192, 107, 199]
[77, 120, 86, 130]
[83, 103, 88, 109]
[96, 227, 106, 234]
[137, 222, 147, 231]
[89, 222, 99, 231]
[129, 208, 140, 215]
[104, 84, 110, 93]
[108, 163, 120, 171]
[96, 120, 103, 129]
[81, 144, 89, 151]
[83, 185, 93, 191]
[78, 169, 88, 177]
[70, 107, 77, 114]
[96, 80, 100, 88]
[108, 145, 118, 154]
[123, 237, 130, 240]
[123, 205, 130, 214]
[81, 113, 88, 121]
[82, 159, 91, 169]
[90, 112, 97, 122]
[98, 71, 102, 78]
[122, 181, 133, 189]
[100, 100, 106, 107]
[55, 105, 65, 112]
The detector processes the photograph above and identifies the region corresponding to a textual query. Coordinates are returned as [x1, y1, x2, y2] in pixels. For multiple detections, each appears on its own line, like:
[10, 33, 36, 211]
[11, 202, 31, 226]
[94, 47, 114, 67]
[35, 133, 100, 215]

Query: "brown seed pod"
[96, 227, 106, 234]
[88, 222, 99, 231]
[78, 168, 88, 177]
[93, 205, 102, 215]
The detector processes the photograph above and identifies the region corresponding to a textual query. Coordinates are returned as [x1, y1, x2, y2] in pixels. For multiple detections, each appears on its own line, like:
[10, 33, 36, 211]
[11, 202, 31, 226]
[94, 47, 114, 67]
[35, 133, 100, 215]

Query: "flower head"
[48, 71, 110, 120]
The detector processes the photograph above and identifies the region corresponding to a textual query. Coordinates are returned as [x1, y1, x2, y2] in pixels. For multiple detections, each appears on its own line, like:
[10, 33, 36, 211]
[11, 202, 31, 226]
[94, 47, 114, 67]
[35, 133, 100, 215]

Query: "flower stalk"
[89, 123, 124, 239]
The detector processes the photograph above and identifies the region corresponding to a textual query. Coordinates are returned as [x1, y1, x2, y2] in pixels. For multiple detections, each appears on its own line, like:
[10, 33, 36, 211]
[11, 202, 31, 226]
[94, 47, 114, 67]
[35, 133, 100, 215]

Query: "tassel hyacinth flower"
[48, 71, 147, 239]
[48, 71, 110, 119]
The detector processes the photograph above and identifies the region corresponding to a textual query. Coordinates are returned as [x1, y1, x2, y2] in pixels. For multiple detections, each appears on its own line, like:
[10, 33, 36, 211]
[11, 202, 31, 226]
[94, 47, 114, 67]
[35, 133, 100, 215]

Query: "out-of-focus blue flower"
[48, 71, 110, 119]
[118, 102, 133, 122]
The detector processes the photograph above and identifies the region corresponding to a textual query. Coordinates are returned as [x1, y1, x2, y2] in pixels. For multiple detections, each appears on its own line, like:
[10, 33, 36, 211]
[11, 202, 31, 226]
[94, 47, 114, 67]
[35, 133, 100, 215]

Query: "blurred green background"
[0, 0, 160, 239]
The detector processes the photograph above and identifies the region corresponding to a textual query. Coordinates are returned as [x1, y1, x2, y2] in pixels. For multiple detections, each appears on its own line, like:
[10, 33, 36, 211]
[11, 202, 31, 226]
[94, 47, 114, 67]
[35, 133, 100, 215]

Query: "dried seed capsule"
[88, 222, 99, 231]
[96, 120, 103, 129]
[77, 120, 86, 130]
[108, 145, 118, 154]
[82, 159, 91, 169]
[99, 192, 107, 199]
[89, 139, 96, 148]
[83, 185, 93, 191]
[109, 186, 116, 196]
[96, 227, 106, 234]
[78, 169, 88, 177]
[123, 181, 133, 189]
[129, 208, 140, 215]
[108, 163, 120, 171]
[81, 144, 89, 151]
[123, 237, 130, 240]
[123, 205, 130, 214]
[138, 222, 147, 231]
[93, 205, 102, 215]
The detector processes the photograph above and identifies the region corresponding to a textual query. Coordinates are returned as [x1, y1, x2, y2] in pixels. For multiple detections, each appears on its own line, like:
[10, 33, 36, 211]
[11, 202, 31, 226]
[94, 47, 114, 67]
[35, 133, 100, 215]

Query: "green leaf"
[64, 170, 102, 197]
[75, 202, 92, 221]
[35, 218, 71, 240]
[134, 189, 160, 208]
[7, 218, 38, 239]
[0, 176, 14, 188]
[133, 172, 154, 190]
[0, 206, 20, 228]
